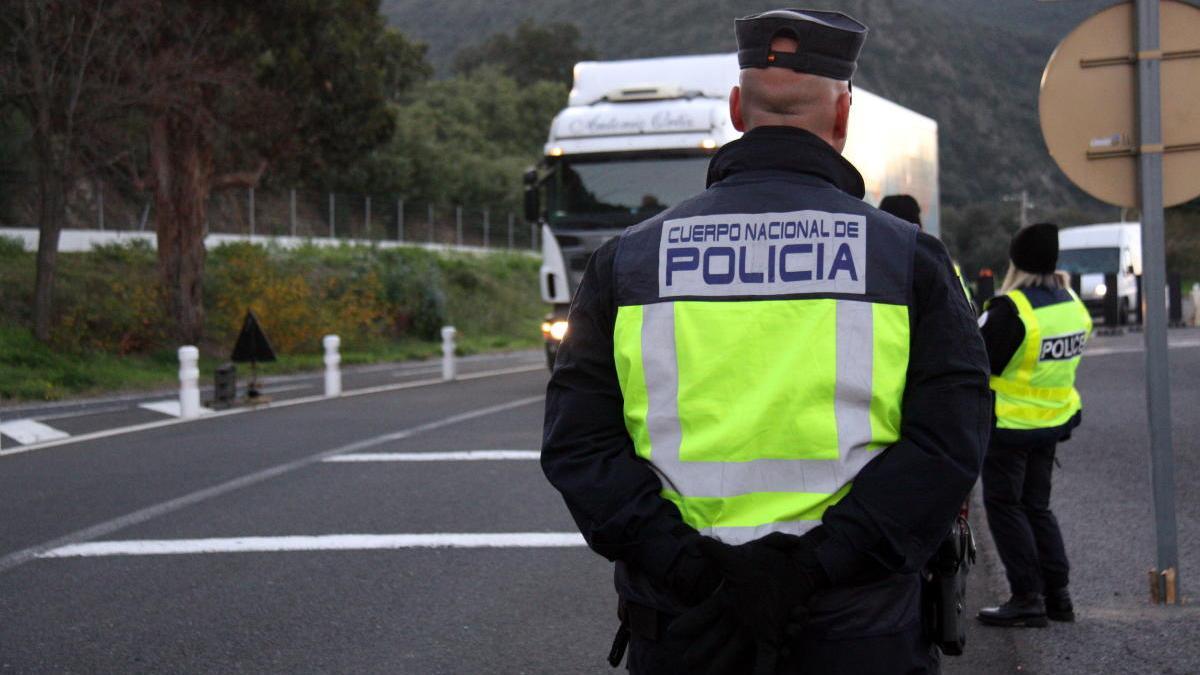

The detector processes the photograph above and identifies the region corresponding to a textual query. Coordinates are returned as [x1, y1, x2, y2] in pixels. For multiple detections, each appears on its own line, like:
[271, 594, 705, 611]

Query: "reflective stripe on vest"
[990, 288, 1092, 430]
[614, 298, 909, 544]
[954, 262, 973, 305]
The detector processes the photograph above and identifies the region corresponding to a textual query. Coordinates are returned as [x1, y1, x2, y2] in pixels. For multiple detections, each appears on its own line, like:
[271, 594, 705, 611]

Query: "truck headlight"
[1094, 283, 1107, 298]
[546, 320, 568, 341]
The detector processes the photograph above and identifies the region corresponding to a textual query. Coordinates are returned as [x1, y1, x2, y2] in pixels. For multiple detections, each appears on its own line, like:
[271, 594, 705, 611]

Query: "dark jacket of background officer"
[977, 223, 1092, 628]
[542, 9, 991, 674]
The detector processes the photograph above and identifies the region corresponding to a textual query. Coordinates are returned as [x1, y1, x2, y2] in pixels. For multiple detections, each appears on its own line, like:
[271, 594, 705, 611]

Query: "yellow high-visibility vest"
[614, 299, 910, 544]
[989, 288, 1092, 430]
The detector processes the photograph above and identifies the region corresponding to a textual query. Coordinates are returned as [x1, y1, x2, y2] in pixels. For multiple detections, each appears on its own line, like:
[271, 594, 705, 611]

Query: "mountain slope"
[382, 1, 1114, 210]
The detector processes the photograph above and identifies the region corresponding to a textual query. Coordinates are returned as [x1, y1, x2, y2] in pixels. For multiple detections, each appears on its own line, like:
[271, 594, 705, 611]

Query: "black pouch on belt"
[922, 513, 977, 656]
[609, 598, 664, 667]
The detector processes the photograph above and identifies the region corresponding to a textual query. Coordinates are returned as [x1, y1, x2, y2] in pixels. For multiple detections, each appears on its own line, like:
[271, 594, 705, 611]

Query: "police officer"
[879, 194, 975, 310]
[977, 223, 1091, 627]
[541, 9, 990, 674]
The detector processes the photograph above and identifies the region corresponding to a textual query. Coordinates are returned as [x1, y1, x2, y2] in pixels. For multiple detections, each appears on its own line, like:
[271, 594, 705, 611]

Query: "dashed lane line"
[0, 364, 544, 458]
[39, 533, 586, 558]
[0, 394, 543, 574]
[323, 450, 540, 462]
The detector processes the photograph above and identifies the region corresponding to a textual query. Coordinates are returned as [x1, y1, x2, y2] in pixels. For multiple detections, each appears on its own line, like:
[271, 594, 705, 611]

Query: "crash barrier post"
[1168, 274, 1183, 327]
[1103, 272, 1120, 327]
[976, 268, 994, 308]
[323, 335, 342, 397]
[1136, 274, 1145, 325]
[441, 326, 457, 381]
[213, 364, 237, 408]
[179, 346, 202, 419]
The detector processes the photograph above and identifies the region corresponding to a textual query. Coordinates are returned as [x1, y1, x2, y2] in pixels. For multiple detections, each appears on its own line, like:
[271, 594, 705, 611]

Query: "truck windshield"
[547, 155, 710, 229]
[1058, 247, 1119, 275]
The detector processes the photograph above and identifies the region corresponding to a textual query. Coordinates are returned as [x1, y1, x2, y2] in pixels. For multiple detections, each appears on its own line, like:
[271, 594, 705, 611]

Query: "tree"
[0, 1, 137, 341]
[115, 0, 427, 344]
[452, 20, 595, 87]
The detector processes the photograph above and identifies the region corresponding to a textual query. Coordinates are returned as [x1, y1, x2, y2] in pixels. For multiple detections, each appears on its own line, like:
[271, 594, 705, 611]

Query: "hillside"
[382, 1, 1116, 211]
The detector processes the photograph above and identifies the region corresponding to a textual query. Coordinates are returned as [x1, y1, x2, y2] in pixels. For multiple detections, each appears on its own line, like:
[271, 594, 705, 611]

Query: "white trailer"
[529, 53, 939, 365]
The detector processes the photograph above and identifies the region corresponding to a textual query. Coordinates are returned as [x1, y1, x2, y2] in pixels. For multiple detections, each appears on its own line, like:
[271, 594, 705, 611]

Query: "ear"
[832, 89, 851, 151]
[729, 85, 745, 132]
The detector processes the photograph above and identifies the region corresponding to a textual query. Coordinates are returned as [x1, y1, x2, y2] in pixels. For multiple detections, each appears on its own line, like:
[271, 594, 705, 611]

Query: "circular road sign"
[1039, 0, 1200, 208]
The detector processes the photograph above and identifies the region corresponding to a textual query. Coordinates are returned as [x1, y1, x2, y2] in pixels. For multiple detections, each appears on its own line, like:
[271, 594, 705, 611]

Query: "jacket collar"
[705, 126, 866, 199]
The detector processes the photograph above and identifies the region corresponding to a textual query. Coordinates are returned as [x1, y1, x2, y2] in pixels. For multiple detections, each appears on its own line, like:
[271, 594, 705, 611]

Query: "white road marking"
[0, 364, 544, 458]
[0, 419, 70, 445]
[39, 533, 586, 558]
[139, 400, 213, 417]
[0, 394, 544, 573]
[324, 450, 540, 462]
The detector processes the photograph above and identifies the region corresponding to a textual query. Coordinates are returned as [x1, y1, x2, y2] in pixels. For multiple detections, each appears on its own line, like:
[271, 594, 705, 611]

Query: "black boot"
[1045, 587, 1075, 622]
[977, 592, 1048, 627]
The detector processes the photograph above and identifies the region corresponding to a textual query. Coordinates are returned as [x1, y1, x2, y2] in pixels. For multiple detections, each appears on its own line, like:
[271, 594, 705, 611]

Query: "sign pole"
[1135, 0, 1180, 602]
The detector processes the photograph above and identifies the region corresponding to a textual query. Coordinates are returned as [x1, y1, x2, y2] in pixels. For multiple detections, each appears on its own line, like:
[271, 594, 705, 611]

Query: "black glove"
[669, 531, 828, 675]
[665, 538, 723, 606]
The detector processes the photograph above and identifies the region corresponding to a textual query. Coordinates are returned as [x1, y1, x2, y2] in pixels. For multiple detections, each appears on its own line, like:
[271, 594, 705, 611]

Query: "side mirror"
[523, 168, 541, 223]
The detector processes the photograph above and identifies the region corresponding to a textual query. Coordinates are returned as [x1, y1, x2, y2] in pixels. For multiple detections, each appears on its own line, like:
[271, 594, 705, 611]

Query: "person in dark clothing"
[541, 9, 991, 674]
[976, 223, 1092, 628]
[879, 194, 922, 228]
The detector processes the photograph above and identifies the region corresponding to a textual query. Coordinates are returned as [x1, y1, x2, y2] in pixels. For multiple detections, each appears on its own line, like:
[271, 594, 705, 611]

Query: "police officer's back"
[542, 9, 991, 674]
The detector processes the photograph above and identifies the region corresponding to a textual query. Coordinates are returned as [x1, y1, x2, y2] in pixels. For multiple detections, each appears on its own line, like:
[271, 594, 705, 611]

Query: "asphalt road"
[1, 330, 1198, 673]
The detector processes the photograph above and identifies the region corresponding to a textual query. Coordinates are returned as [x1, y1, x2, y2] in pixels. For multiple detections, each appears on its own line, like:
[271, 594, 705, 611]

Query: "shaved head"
[729, 36, 852, 151]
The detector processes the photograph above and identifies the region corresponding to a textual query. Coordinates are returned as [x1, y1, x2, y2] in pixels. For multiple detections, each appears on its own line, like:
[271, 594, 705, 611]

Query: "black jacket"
[541, 126, 991, 625]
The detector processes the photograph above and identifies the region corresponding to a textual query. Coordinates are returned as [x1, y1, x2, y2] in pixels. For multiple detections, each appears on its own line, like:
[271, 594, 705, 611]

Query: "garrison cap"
[735, 9, 867, 81]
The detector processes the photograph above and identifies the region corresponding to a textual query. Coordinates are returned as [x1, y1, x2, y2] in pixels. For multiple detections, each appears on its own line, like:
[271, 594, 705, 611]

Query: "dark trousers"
[626, 613, 938, 674]
[981, 440, 1070, 595]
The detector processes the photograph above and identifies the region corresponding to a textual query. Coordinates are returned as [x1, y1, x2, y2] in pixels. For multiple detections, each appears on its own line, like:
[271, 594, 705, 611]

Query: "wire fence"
[41, 186, 540, 251]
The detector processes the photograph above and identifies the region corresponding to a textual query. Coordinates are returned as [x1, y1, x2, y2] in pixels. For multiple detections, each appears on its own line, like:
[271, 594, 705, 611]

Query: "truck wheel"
[546, 346, 556, 371]
[1119, 298, 1130, 326]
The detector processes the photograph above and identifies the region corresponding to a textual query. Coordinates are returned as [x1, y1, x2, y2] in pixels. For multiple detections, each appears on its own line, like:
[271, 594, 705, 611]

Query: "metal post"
[483, 208, 490, 248]
[248, 187, 256, 237]
[398, 198, 405, 242]
[428, 204, 434, 243]
[328, 192, 336, 239]
[455, 205, 463, 246]
[365, 195, 372, 239]
[289, 189, 297, 237]
[97, 183, 104, 231]
[1135, 0, 1179, 602]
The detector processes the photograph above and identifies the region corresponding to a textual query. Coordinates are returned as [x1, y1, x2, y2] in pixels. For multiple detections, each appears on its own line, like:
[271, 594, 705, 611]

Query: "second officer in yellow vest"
[542, 9, 991, 674]
[977, 222, 1092, 627]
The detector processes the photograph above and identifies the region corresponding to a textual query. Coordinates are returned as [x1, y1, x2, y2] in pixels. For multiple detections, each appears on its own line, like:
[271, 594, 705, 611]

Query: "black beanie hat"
[878, 194, 921, 227]
[1010, 222, 1059, 274]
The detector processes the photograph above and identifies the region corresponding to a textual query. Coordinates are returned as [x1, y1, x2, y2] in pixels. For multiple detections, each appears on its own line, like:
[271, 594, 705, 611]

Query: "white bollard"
[441, 326, 458, 381]
[178, 345, 201, 419]
[323, 335, 342, 397]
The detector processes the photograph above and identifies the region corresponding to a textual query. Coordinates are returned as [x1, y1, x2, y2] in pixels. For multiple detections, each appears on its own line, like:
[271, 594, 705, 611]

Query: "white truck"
[525, 53, 940, 367]
[1058, 223, 1142, 324]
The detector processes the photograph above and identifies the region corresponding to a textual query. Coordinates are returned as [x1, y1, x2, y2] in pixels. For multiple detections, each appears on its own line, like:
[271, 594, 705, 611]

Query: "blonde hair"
[998, 263, 1071, 295]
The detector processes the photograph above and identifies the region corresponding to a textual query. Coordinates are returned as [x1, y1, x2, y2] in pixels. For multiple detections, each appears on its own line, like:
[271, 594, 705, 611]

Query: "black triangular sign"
[231, 310, 277, 363]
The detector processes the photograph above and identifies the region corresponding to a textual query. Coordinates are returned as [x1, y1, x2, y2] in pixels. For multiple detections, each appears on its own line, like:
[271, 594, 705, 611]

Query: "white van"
[1057, 223, 1141, 323]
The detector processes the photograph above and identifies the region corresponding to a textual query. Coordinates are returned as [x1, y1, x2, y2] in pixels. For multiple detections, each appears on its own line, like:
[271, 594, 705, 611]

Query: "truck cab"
[530, 53, 940, 368]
